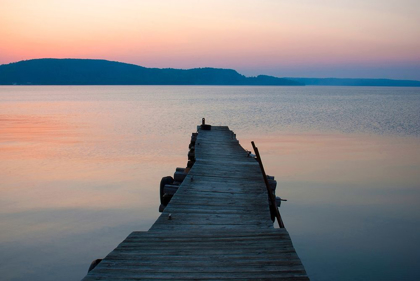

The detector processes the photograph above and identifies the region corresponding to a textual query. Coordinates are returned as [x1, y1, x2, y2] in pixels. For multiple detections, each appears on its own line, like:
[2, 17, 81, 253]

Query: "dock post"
[252, 141, 285, 228]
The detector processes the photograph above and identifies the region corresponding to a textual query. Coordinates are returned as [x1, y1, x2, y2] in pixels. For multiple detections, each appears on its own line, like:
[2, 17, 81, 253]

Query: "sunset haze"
[1, 0, 420, 79]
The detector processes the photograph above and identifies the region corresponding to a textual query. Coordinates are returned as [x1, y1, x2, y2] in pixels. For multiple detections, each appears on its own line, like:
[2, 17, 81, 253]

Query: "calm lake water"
[1, 86, 419, 281]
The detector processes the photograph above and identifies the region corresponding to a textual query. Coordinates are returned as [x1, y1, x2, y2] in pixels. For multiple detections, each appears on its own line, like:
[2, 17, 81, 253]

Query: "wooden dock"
[83, 124, 309, 280]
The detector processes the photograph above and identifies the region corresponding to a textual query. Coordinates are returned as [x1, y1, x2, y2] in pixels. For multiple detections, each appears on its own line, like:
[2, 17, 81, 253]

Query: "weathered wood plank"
[148, 223, 275, 232]
[85, 271, 308, 280]
[128, 228, 290, 238]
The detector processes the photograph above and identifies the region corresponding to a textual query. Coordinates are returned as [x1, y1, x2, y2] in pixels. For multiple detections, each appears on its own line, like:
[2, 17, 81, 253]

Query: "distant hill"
[0, 59, 302, 86]
[286, 77, 420, 87]
[2, 59, 418, 86]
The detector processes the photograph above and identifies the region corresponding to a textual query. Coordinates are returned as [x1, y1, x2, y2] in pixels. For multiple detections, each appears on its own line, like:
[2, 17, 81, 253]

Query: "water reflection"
[241, 132, 420, 281]
[241, 132, 420, 187]
[0, 86, 419, 281]
[0, 109, 176, 280]
[0, 114, 78, 154]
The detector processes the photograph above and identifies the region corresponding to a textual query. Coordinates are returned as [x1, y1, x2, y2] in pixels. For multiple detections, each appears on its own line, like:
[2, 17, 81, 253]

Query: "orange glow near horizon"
[1, 0, 420, 78]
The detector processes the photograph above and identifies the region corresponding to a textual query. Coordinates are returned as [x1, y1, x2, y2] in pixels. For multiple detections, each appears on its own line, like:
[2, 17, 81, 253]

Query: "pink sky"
[1, 0, 419, 79]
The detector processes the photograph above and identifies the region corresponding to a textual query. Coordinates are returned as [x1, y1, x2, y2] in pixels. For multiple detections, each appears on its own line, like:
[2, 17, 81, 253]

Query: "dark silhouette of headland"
[1, 58, 419, 86]
[0, 59, 301, 86]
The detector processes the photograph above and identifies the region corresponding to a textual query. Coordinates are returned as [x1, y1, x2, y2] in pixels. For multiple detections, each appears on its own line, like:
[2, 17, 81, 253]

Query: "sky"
[1, 0, 419, 79]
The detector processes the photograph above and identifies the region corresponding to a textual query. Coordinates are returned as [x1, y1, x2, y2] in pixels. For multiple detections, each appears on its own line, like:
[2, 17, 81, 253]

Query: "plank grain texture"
[83, 125, 309, 280]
